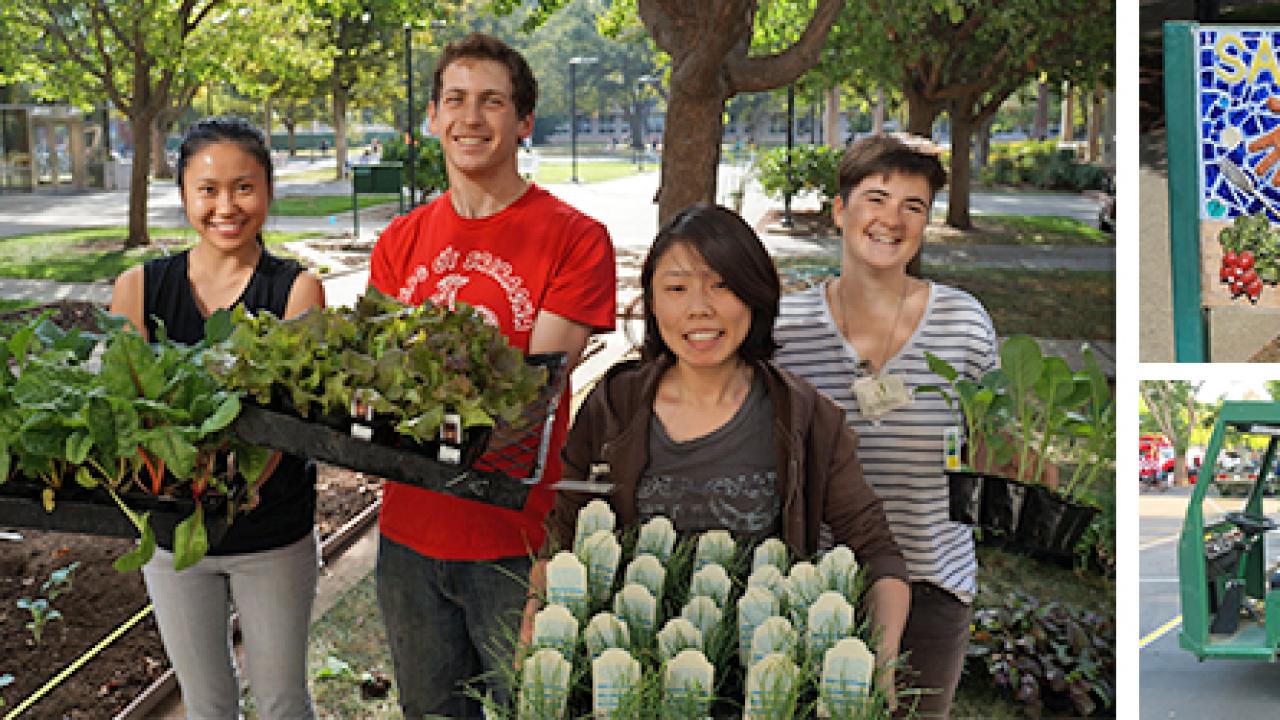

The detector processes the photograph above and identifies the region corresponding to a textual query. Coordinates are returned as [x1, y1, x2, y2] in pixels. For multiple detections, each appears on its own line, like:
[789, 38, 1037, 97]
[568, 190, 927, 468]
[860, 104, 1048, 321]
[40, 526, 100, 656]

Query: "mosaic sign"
[1197, 28, 1280, 222]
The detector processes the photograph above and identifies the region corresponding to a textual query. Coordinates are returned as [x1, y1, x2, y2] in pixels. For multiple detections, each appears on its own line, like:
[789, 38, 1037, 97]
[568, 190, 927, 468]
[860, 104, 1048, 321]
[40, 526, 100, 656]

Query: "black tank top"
[143, 249, 315, 555]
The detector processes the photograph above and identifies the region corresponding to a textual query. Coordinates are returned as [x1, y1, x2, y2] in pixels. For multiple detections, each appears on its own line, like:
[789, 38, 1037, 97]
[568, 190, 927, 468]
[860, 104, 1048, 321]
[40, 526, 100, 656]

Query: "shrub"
[381, 133, 448, 197]
[967, 591, 1115, 717]
[978, 140, 1105, 192]
[753, 144, 842, 211]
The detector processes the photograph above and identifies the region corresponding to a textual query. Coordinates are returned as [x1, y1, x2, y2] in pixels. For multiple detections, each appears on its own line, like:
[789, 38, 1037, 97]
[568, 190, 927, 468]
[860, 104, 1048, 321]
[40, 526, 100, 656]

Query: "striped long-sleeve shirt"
[774, 281, 997, 602]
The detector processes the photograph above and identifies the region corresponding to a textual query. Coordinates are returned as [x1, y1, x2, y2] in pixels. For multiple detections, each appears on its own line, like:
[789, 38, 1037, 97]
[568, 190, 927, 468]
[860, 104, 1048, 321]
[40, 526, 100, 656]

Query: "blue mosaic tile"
[1194, 29, 1280, 220]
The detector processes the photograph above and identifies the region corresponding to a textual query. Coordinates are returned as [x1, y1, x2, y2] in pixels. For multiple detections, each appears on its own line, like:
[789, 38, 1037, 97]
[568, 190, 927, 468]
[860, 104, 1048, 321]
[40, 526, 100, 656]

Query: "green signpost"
[351, 162, 404, 239]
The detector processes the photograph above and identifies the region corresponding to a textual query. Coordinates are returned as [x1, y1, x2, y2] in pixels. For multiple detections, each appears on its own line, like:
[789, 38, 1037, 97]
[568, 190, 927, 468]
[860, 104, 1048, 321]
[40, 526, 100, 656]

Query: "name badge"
[851, 374, 911, 421]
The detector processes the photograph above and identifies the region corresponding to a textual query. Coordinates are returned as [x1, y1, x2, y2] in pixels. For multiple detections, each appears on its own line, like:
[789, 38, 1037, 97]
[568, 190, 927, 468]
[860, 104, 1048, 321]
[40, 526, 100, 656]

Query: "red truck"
[1140, 434, 1177, 489]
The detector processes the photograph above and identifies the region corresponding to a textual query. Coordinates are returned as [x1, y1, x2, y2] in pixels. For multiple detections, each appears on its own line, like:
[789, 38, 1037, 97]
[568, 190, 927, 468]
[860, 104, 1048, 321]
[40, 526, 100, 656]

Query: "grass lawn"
[0, 227, 324, 283]
[0, 299, 33, 313]
[276, 166, 343, 183]
[930, 214, 1112, 247]
[271, 194, 398, 216]
[929, 265, 1115, 341]
[533, 158, 650, 184]
[775, 257, 1115, 341]
[786, 211, 1109, 248]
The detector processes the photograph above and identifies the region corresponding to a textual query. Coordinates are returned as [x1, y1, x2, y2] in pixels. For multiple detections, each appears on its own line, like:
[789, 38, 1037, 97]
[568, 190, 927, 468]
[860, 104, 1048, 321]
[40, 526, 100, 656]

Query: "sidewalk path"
[0, 162, 1112, 372]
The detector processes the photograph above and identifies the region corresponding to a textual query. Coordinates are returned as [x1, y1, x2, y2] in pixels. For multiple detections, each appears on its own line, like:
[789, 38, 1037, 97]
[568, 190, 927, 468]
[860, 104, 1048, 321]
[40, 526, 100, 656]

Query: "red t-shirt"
[368, 184, 616, 560]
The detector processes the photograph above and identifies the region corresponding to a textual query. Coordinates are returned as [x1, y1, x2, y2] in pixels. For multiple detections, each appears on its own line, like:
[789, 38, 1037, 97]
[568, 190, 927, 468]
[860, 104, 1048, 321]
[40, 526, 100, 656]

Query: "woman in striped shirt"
[775, 134, 994, 719]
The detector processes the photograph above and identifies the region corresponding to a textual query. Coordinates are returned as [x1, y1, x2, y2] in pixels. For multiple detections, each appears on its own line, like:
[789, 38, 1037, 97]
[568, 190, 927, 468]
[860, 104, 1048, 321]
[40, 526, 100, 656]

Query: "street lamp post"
[569, 56, 598, 183]
[783, 83, 795, 229]
[405, 22, 415, 208]
[634, 75, 658, 172]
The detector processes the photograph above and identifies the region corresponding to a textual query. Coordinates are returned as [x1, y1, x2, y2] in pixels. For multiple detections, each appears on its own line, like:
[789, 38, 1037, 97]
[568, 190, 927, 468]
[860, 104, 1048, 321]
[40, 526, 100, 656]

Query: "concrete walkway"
[0, 162, 1113, 374]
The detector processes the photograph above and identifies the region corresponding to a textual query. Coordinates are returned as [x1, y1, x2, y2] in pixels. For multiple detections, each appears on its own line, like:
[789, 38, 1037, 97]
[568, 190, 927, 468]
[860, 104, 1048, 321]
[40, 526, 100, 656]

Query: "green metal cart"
[1179, 401, 1280, 659]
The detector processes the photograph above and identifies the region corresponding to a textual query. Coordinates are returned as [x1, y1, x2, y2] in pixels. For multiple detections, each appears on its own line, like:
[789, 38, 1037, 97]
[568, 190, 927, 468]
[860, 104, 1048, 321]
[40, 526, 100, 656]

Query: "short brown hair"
[837, 134, 947, 202]
[639, 204, 780, 363]
[431, 32, 537, 120]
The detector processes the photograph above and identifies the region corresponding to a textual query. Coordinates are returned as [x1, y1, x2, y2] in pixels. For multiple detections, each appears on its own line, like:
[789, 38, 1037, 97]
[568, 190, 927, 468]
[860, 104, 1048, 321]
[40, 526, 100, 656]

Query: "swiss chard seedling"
[16, 597, 62, 645]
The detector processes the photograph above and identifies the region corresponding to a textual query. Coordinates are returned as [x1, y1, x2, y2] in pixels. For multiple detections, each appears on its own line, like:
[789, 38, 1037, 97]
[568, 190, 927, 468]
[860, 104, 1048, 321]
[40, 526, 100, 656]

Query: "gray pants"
[142, 532, 319, 720]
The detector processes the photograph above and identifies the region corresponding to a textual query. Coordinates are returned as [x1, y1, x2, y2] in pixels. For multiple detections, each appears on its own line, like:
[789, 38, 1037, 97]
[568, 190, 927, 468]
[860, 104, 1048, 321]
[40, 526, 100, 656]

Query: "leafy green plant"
[915, 354, 1012, 471]
[209, 288, 547, 441]
[753, 144, 842, 211]
[1, 309, 266, 572]
[16, 597, 62, 644]
[381, 133, 448, 197]
[1061, 346, 1115, 500]
[994, 335, 1090, 486]
[976, 140, 1106, 192]
[1075, 487, 1115, 577]
[41, 561, 80, 602]
[967, 591, 1115, 716]
[1219, 213, 1280, 284]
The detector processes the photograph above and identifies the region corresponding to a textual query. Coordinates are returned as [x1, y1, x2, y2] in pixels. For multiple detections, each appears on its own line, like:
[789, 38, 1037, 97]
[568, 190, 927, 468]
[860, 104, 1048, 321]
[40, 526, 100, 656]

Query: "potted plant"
[1023, 346, 1113, 559]
[916, 353, 1012, 527]
[997, 337, 1107, 559]
[501, 509, 907, 719]
[918, 335, 1110, 555]
[208, 289, 566, 507]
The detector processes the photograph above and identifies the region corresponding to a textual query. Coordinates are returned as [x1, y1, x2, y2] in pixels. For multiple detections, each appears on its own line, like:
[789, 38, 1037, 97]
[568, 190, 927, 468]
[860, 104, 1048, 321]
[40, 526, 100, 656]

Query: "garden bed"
[0, 464, 380, 718]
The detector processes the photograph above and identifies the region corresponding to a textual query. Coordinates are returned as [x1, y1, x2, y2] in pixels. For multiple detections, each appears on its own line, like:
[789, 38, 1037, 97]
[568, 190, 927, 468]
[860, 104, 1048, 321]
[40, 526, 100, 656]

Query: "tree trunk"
[1174, 455, 1187, 487]
[975, 115, 992, 169]
[333, 78, 349, 179]
[824, 86, 841, 147]
[871, 87, 885, 134]
[629, 100, 645, 154]
[905, 92, 942, 137]
[945, 104, 975, 230]
[150, 122, 165, 178]
[264, 95, 273, 151]
[1103, 88, 1116, 167]
[1087, 85, 1103, 162]
[656, 87, 727, 224]
[1059, 81, 1073, 143]
[151, 111, 177, 180]
[125, 112, 154, 248]
[287, 98, 298, 156]
[1033, 81, 1049, 140]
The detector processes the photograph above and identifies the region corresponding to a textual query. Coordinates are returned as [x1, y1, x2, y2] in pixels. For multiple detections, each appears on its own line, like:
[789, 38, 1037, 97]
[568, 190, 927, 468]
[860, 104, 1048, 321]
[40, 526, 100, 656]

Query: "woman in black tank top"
[108, 118, 325, 720]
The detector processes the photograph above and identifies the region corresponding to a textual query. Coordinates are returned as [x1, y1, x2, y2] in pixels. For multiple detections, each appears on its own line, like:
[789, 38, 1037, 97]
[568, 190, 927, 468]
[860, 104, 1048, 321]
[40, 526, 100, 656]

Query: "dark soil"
[0, 298, 108, 332]
[756, 208, 838, 240]
[0, 465, 379, 718]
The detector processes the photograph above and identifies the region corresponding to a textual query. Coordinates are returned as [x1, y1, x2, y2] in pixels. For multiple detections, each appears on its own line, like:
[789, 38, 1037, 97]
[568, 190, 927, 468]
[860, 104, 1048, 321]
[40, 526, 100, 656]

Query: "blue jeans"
[376, 536, 531, 719]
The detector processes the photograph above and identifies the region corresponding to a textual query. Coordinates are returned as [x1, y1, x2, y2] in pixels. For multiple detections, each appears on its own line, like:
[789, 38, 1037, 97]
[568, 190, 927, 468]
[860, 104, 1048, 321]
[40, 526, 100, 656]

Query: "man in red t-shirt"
[368, 32, 615, 718]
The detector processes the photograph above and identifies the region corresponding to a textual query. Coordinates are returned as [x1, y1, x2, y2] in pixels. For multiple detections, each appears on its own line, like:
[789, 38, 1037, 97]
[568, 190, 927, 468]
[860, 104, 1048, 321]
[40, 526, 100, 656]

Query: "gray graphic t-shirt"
[637, 376, 780, 543]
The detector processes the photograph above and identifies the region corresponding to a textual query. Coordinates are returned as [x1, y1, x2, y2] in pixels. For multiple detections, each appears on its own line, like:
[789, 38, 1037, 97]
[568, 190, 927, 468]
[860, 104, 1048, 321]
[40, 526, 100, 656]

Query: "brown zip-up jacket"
[545, 356, 909, 588]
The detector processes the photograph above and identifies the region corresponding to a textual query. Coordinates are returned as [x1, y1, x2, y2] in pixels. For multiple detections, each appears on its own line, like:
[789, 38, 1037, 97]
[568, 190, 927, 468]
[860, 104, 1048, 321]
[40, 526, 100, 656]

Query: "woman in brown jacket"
[522, 203, 910, 699]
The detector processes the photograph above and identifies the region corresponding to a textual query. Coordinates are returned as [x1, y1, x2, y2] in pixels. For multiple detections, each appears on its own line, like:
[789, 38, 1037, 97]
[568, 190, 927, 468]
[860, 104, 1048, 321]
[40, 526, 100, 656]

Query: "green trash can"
[351, 162, 404, 238]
